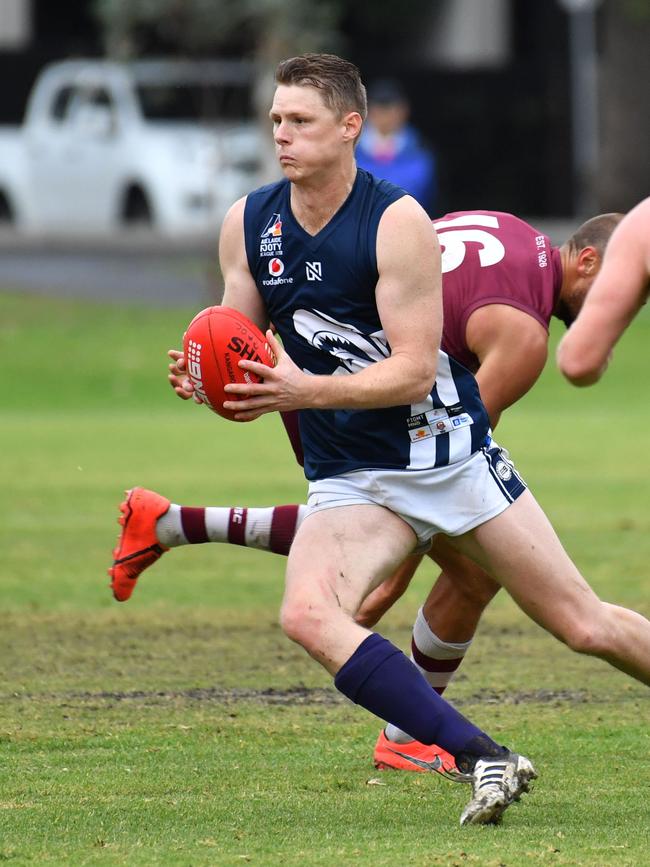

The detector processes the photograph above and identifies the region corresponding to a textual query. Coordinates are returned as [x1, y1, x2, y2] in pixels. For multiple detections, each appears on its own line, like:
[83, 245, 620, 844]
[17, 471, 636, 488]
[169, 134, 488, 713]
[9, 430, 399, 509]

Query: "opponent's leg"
[109, 487, 307, 601]
[355, 554, 424, 628]
[423, 538, 502, 643]
[156, 501, 306, 554]
[449, 489, 650, 686]
[110, 488, 171, 601]
[282, 504, 536, 826]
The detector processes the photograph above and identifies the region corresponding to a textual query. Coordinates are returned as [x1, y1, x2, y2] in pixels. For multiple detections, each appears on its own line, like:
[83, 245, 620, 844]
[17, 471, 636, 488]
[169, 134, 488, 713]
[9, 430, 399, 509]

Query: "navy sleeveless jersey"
[243, 168, 490, 481]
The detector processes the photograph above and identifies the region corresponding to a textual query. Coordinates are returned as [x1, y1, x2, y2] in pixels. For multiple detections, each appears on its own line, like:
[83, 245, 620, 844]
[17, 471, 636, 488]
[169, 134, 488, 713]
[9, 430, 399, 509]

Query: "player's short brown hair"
[567, 213, 624, 258]
[275, 53, 367, 122]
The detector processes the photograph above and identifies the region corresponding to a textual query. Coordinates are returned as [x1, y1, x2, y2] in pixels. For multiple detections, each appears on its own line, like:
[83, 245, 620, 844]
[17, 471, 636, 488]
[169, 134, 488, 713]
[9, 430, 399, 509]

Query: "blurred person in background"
[355, 78, 437, 215]
[558, 196, 650, 385]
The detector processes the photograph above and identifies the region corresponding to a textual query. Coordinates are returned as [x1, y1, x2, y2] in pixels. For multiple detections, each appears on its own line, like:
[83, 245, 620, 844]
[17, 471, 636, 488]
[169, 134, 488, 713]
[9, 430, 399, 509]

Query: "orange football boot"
[373, 729, 457, 774]
[109, 487, 170, 602]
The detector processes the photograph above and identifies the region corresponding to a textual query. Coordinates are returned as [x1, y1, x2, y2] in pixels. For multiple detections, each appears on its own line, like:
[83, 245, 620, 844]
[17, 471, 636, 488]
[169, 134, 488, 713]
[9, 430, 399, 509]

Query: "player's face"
[269, 84, 358, 182]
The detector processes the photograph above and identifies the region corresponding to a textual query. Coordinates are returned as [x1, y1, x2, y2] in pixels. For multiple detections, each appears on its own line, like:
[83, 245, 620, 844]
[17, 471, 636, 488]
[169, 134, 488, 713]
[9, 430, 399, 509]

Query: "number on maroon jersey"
[433, 214, 506, 274]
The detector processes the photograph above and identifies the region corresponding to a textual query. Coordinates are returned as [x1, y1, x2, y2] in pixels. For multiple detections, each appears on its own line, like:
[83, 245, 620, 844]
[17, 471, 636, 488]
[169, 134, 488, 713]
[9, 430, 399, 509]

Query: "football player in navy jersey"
[110, 54, 650, 825]
[558, 196, 650, 385]
[134, 208, 622, 776]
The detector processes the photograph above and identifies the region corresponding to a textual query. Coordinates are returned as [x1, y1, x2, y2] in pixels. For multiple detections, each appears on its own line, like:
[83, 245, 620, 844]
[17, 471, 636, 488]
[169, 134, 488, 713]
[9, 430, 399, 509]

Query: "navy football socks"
[335, 633, 505, 763]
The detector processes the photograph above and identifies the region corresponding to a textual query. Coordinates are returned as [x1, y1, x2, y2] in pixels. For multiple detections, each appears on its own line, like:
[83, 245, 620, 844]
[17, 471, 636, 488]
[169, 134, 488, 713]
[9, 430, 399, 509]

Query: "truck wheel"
[0, 190, 15, 223]
[122, 186, 153, 226]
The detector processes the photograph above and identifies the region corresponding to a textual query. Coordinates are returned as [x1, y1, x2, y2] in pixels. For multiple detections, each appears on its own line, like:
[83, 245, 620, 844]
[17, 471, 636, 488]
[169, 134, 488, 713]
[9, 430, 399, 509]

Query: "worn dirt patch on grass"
[4, 685, 603, 708]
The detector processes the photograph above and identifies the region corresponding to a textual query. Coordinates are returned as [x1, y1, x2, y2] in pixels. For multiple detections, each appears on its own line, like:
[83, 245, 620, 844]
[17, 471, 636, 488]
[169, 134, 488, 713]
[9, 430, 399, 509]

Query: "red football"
[183, 306, 275, 422]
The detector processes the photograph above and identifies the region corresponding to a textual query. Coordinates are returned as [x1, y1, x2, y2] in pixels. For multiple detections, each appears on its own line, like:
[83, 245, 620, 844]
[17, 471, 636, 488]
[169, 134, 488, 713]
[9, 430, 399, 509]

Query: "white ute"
[0, 58, 265, 237]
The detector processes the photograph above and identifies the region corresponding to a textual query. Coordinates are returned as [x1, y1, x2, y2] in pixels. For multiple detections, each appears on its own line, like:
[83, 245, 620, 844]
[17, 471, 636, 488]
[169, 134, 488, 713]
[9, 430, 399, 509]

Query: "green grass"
[1, 289, 650, 865]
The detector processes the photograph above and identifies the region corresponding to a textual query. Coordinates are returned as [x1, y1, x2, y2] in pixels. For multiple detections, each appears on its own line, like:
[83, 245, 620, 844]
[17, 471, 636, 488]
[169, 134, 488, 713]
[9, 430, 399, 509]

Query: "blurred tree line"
[93, 0, 649, 215]
[93, 0, 431, 63]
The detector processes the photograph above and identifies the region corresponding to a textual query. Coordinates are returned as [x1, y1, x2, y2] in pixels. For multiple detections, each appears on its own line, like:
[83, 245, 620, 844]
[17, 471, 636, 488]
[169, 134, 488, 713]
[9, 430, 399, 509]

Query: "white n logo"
[306, 261, 322, 281]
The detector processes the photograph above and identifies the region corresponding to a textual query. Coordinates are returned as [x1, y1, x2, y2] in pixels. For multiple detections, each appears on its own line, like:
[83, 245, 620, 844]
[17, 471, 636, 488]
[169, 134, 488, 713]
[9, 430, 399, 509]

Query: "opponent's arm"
[467, 305, 548, 429]
[557, 198, 650, 386]
[225, 196, 441, 419]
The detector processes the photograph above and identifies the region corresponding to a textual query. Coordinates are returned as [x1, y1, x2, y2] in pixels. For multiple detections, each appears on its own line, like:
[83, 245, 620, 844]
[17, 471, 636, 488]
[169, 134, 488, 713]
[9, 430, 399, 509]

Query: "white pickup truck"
[0, 58, 266, 237]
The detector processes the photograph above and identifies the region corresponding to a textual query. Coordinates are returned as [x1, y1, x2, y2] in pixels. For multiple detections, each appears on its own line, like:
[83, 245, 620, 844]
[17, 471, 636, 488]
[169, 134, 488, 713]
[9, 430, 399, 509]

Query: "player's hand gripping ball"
[183, 306, 276, 422]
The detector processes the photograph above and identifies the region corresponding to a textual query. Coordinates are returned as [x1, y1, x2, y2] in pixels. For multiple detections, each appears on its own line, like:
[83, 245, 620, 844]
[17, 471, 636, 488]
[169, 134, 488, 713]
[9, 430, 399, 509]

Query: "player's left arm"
[467, 304, 548, 429]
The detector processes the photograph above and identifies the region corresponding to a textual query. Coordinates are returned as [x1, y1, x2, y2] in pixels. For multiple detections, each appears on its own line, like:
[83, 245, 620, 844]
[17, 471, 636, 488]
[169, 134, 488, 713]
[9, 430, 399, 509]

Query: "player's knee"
[562, 616, 611, 657]
[280, 598, 326, 651]
[456, 572, 500, 609]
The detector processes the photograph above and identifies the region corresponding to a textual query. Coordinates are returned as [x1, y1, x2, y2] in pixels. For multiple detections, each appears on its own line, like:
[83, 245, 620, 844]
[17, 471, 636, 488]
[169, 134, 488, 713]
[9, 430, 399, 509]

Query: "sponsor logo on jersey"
[263, 256, 293, 286]
[185, 339, 214, 409]
[407, 413, 427, 429]
[409, 426, 433, 442]
[260, 213, 283, 257]
[262, 213, 283, 237]
[262, 276, 294, 286]
[306, 261, 322, 281]
[425, 407, 449, 423]
[408, 409, 474, 440]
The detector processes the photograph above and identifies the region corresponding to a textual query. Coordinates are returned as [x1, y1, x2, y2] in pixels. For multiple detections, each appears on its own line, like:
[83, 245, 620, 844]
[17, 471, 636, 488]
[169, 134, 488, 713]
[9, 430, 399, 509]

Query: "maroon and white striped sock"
[384, 606, 472, 744]
[156, 503, 307, 555]
[409, 606, 471, 696]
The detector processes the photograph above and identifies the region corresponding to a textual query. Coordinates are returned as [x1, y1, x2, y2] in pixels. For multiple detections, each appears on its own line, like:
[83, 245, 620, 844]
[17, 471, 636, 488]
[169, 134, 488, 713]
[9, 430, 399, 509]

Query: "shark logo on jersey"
[293, 308, 389, 375]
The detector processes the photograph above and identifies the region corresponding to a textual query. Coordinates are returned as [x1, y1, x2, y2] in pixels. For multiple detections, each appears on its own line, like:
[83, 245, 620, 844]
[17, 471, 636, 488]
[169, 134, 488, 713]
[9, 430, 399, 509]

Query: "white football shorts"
[306, 442, 526, 552]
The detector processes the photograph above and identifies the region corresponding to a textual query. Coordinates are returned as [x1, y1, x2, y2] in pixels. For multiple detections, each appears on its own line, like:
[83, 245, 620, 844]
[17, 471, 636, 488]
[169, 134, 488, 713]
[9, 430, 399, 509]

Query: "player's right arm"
[219, 197, 270, 332]
[557, 197, 650, 386]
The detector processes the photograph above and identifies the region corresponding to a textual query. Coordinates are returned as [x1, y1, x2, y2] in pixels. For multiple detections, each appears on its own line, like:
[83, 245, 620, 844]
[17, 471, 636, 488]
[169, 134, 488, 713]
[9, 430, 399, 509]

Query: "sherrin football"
[183, 306, 276, 422]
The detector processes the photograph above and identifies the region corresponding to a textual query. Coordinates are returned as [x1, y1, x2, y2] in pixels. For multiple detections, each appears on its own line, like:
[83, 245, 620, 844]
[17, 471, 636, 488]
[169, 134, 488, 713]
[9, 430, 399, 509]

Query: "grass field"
[2, 289, 650, 866]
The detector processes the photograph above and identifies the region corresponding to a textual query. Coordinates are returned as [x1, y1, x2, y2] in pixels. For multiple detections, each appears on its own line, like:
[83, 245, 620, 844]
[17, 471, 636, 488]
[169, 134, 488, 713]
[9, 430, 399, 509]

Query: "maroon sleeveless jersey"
[437, 211, 562, 373]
